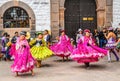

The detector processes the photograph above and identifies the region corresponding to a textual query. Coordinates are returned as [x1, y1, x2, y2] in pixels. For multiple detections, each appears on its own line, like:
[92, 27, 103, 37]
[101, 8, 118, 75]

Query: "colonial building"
[0, 0, 113, 39]
[113, 0, 120, 28]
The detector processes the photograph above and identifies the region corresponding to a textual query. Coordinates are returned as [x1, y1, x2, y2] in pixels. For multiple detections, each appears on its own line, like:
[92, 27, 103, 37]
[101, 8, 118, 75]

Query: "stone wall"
[20, 0, 51, 31]
[0, 0, 114, 38]
[113, 0, 120, 28]
[51, 0, 60, 38]
[0, 0, 51, 36]
[105, 0, 113, 28]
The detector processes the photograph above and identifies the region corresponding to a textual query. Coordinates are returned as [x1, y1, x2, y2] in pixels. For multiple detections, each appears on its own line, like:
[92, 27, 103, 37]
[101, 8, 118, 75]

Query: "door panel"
[65, 0, 97, 40]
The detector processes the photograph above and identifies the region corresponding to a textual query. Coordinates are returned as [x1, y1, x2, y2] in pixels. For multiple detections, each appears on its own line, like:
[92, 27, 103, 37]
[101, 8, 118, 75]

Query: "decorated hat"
[20, 31, 27, 36]
[84, 29, 90, 33]
[108, 27, 113, 30]
[78, 28, 82, 32]
[61, 30, 65, 33]
[36, 32, 43, 35]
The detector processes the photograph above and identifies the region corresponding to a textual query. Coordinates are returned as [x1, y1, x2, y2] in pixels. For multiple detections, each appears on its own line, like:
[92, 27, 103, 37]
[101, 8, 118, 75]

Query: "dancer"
[51, 30, 73, 61]
[105, 27, 119, 62]
[10, 32, 19, 59]
[70, 29, 108, 68]
[11, 31, 35, 76]
[30, 32, 53, 68]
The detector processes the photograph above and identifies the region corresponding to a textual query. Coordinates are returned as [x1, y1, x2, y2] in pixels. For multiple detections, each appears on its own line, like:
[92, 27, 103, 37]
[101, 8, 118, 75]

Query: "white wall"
[113, 0, 120, 28]
[0, 0, 51, 31]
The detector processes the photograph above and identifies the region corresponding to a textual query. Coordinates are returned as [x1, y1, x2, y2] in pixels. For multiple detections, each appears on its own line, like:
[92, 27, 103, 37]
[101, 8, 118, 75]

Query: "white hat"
[78, 28, 82, 32]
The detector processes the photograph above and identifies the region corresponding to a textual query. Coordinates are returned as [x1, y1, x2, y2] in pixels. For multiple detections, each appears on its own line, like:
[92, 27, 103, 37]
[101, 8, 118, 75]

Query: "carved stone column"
[96, 8, 105, 30]
[59, 7, 65, 30]
[96, 0, 106, 30]
[51, 0, 60, 39]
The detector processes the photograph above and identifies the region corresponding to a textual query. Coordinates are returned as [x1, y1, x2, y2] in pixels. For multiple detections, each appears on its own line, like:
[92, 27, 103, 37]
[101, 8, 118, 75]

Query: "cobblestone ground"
[0, 56, 120, 81]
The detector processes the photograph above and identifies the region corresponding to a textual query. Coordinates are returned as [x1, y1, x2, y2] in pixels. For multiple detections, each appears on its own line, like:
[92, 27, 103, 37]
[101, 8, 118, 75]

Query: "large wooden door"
[65, 0, 97, 39]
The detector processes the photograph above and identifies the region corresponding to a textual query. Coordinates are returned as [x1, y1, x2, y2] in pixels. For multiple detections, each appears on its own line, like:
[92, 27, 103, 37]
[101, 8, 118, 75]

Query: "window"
[3, 7, 29, 28]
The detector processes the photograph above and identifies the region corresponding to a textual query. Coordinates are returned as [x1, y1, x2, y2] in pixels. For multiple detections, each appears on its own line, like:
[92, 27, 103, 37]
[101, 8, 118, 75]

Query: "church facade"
[0, 0, 114, 39]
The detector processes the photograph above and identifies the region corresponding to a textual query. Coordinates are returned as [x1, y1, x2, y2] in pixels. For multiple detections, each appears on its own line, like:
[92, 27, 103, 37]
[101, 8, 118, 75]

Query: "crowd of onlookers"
[0, 27, 120, 61]
[76, 28, 120, 48]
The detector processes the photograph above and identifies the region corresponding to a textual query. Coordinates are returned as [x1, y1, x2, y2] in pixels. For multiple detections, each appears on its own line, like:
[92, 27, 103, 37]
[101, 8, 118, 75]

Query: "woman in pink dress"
[51, 30, 73, 61]
[70, 29, 108, 68]
[10, 32, 19, 59]
[11, 31, 35, 76]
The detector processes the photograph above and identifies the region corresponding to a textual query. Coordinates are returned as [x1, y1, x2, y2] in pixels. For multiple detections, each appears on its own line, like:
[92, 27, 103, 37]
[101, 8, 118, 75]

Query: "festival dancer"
[70, 29, 108, 68]
[10, 32, 19, 59]
[105, 27, 119, 62]
[11, 31, 35, 76]
[51, 30, 73, 61]
[30, 32, 53, 68]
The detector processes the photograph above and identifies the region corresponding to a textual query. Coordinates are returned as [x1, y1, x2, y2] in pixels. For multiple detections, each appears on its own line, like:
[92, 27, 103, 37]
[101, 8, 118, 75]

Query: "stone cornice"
[96, 8, 105, 11]
[59, 7, 66, 10]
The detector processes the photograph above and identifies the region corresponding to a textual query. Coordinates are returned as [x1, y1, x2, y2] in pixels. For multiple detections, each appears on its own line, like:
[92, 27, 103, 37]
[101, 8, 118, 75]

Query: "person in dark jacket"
[11, 32, 19, 43]
[5, 34, 11, 61]
[98, 29, 107, 48]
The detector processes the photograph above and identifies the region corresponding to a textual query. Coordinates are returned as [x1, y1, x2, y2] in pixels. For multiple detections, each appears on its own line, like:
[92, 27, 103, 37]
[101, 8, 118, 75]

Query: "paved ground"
[0, 56, 120, 81]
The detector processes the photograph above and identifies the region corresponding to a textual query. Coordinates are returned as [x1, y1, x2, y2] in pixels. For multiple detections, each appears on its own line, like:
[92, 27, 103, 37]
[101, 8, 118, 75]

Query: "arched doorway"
[3, 7, 29, 28]
[64, 0, 97, 39]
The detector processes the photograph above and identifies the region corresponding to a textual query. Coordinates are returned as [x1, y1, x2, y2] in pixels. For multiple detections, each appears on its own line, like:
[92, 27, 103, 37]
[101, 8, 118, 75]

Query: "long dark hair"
[3, 32, 8, 37]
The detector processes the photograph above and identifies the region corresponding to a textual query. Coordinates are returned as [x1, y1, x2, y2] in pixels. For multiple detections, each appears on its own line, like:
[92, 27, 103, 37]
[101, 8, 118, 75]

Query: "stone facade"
[0, 0, 50, 36]
[0, 0, 113, 38]
[106, 0, 113, 28]
[51, 0, 113, 37]
[113, 0, 120, 28]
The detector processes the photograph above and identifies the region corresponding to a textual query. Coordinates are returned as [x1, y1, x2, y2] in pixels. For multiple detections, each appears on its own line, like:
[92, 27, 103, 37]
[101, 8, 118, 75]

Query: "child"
[30, 32, 53, 68]
[70, 29, 108, 68]
[11, 31, 35, 76]
[51, 30, 73, 61]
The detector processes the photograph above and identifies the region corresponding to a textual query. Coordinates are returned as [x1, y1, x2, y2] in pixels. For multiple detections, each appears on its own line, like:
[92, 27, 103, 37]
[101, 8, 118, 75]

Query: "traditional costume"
[50, 30, 73, 60]
[105, 27, 119, 62]
[70, 29, 108, 67]
[11, 31, 35, 76]
[10, 33, 19, 59]
[30, 32, 53, 67]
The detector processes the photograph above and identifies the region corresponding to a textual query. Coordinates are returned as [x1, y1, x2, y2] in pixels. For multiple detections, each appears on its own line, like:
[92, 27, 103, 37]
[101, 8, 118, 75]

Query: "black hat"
[20, 31, 27, 36]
